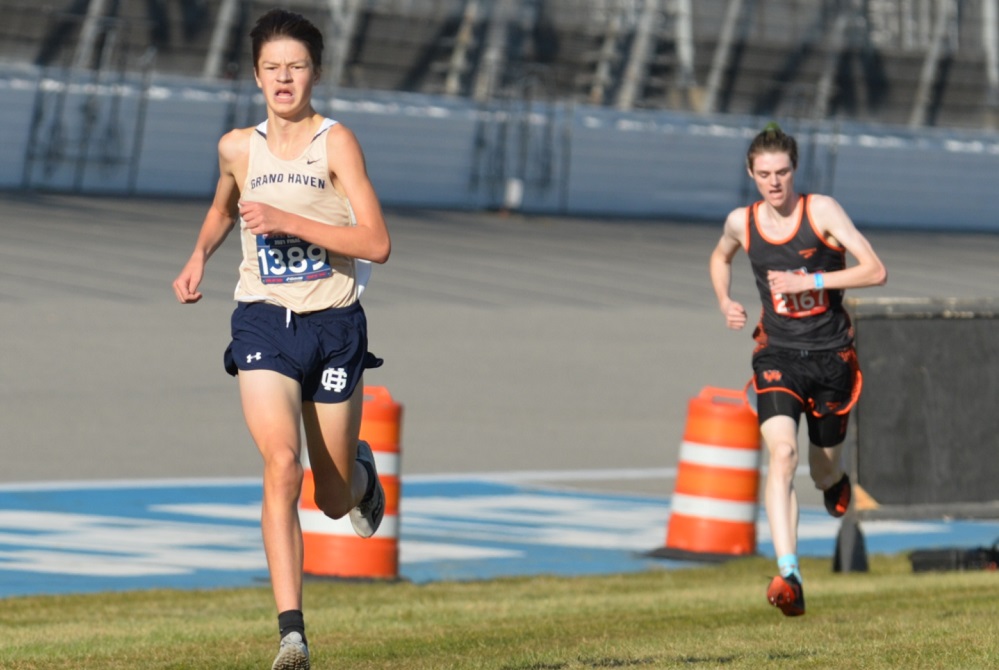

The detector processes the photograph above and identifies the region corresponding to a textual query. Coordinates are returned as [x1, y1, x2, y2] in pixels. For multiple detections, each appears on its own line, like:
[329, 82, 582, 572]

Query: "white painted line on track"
[0, 478, 261, 492]
[0, 465, 816, 492]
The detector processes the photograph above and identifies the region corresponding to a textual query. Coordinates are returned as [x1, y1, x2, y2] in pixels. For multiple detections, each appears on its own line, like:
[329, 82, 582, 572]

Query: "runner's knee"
[767, 440, 798, 476]
[262, 449, 304, 500]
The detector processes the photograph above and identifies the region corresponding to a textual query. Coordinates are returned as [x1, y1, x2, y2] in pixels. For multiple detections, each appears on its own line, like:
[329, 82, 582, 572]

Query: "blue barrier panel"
[3, 66, 998, 232]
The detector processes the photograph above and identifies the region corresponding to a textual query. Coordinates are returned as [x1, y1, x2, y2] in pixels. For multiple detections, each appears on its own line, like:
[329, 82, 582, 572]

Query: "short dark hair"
[250, 9, 324, 73]
[746, 122, 798, 171]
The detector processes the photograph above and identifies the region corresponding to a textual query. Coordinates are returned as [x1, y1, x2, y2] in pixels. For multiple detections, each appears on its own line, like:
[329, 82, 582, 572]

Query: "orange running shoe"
[823, 474, 852, 518]
[767, 574, 805, 616]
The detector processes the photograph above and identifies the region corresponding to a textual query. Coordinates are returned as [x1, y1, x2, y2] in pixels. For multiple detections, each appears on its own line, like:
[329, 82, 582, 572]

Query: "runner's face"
[254, 38, 316, 117]
[749, 152, 795, 210]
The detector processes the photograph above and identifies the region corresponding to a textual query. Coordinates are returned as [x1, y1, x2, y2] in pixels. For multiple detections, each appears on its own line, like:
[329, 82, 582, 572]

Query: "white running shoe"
[349, 440, 385, 538]
[272, 631, 309, 670]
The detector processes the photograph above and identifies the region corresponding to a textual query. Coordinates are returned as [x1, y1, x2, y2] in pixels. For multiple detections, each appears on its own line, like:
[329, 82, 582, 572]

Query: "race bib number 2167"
[773, 269, 828, 318]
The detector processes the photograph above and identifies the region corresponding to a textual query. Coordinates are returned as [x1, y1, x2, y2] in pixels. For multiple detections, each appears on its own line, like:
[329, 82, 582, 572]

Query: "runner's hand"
[767, 269, 811, 295]
[722, 298, 747, 330]
[173, 261, 204, 304]
[239, 200, 287, 237]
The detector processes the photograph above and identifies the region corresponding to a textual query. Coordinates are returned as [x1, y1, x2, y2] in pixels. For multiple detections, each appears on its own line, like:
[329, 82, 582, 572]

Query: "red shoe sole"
[767, 577, 805, 616]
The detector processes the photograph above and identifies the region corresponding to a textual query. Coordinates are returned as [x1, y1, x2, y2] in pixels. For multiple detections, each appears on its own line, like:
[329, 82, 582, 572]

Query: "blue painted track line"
[1, 477, 998, 598]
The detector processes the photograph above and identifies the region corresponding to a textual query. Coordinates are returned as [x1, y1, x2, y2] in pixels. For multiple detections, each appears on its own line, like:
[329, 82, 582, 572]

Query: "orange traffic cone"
[300, 386, 403, 579]
[651, 387, 761, 562]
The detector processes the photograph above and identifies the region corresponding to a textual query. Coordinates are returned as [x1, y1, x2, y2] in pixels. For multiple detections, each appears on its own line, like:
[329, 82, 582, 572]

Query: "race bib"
[773, 269, 828, 318]
[256, 235, 332, 284]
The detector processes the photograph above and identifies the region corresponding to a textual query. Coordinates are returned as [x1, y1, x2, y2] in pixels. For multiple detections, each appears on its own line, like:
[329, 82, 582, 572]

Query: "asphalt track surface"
[5, 192, 999, 506]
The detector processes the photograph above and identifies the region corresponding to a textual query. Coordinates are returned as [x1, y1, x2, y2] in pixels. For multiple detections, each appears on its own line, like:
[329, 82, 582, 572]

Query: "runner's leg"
[302, 383, 367, 519]
[761, 415, 800, 558]
[239, 369, 306, 613]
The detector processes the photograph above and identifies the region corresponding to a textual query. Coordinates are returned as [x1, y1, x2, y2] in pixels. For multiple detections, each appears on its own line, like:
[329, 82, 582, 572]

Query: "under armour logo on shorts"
[321, 367, 348, 393]
[246, 352, 262, 363]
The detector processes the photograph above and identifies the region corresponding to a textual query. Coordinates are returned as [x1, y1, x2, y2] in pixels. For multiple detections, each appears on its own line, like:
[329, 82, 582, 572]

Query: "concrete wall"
[3, 65, 998, 231]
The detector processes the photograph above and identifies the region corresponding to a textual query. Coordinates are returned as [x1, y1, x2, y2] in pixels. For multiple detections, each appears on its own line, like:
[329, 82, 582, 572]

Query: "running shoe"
[349, 440, 385, 538]
[823, 473, 852, 518]
[272, 631, 310, 670]
[767, 574, 805, 617]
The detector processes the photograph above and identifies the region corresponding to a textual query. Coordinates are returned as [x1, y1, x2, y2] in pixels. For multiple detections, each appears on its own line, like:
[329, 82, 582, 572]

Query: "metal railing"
[3, 0, 997, 128]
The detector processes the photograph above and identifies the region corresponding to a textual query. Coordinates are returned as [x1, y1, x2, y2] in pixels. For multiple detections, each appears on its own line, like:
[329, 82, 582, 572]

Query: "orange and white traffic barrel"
[300, 385, 403, 579]
[653, 386, 761, 561]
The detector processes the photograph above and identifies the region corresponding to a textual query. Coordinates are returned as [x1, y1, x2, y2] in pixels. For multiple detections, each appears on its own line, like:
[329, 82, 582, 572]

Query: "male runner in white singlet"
[173, 9, 391, 669]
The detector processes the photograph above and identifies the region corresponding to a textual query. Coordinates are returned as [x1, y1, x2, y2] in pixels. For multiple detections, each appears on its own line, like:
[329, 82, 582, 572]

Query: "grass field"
[1, 554, 996, 669]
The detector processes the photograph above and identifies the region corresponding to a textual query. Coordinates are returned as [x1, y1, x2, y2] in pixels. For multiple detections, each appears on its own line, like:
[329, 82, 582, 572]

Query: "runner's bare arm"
[767, 194, 886, 295]
[710, 208, 749, 330]
[237, 124, 391, 264]
[172, 131, 244, 304]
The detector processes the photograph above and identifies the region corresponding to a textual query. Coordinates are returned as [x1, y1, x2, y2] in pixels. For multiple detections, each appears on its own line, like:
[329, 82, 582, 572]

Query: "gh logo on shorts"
[321, 367, 348, 393]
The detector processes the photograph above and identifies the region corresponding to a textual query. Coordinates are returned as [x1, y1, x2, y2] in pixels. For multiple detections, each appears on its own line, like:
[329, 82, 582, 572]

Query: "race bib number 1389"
[256, 235, 332, 284]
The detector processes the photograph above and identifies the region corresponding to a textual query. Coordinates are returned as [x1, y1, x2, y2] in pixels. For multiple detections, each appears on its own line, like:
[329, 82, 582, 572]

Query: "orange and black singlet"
[745, 195, 852, 351]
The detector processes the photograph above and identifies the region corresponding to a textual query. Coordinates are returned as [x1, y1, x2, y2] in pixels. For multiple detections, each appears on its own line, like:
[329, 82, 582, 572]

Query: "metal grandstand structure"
[1, 0, 997, 128]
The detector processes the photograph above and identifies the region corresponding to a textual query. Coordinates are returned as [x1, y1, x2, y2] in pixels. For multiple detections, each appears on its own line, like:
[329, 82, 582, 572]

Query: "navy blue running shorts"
[223, 301, 383, 403]
[752, 345, 861, 448]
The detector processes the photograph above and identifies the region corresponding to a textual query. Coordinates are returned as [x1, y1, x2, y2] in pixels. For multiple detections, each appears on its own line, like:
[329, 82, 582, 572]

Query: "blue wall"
[2, 65, 998, 231]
